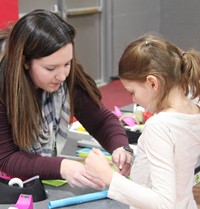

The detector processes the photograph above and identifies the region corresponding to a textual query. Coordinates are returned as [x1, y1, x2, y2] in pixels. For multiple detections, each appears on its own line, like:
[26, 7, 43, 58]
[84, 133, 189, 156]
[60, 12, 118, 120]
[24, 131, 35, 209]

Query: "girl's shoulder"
[144, 111, 200, 136]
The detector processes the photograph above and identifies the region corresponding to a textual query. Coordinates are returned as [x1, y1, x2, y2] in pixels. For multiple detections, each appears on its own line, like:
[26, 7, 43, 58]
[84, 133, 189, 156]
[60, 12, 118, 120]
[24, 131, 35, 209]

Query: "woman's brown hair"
[0, 9, 101, 149]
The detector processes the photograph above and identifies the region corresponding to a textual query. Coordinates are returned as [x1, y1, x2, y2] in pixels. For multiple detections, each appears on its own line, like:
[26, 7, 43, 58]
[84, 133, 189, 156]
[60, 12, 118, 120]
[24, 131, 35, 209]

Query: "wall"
[160, 0, 200, 50]
[17, 0, 200, 82]
[110, 0, 200, 77]
[110, 0, 160, 77]
[0, 0, 19, 29]
[19, 0, 104, 84]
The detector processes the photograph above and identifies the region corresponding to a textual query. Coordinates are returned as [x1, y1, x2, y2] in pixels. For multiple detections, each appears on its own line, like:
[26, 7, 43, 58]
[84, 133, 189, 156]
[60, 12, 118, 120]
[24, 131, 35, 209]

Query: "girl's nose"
[131, 96, 136, 104]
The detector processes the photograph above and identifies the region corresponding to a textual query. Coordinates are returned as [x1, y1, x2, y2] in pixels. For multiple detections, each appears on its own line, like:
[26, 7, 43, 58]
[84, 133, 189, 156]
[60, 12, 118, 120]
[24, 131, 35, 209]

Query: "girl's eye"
[64, 62, 71, 67]
[130, 92, 134, 96]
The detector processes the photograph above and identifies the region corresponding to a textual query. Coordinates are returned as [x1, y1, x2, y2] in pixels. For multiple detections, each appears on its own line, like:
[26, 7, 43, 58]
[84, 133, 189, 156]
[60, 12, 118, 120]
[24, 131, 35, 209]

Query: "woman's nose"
[55, 68, 67, 81]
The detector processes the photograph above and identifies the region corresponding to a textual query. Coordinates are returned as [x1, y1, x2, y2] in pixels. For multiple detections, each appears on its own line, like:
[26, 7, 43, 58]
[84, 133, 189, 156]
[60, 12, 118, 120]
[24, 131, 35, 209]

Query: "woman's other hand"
[112, 146, 133, 177]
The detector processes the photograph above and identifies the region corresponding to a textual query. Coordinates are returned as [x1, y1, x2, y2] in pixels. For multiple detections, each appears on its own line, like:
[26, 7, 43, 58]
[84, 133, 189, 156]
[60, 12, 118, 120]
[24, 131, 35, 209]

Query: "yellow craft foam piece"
[76, 126, 87, 132]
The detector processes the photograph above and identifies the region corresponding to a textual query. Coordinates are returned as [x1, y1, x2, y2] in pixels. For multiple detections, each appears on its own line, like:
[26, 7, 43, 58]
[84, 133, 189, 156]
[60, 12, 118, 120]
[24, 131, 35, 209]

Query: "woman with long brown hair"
[0, 9, 132, 189]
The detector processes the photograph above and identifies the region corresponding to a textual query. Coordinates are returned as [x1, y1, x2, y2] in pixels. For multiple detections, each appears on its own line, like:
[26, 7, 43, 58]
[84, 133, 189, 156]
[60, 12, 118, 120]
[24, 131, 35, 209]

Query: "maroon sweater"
[0, 86, 129, 180]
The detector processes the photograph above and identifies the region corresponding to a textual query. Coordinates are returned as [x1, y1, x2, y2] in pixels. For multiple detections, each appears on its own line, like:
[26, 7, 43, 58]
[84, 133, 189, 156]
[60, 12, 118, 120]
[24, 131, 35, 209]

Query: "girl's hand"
[85, 148, 114, 185]
[112, 146, 133, 177]
[60, 159, 105, 189]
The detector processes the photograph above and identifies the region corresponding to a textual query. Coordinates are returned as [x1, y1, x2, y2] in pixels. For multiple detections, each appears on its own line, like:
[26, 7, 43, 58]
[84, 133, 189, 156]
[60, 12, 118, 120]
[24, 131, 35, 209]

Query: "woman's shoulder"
[74, 84, 90, 100]
[0, 95, 6, 110]
[0, 99, 9, 123]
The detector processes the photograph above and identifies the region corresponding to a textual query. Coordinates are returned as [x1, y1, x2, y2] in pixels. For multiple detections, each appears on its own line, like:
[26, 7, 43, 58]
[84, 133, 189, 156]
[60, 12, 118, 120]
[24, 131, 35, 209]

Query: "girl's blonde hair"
[118, 34, 200, 111]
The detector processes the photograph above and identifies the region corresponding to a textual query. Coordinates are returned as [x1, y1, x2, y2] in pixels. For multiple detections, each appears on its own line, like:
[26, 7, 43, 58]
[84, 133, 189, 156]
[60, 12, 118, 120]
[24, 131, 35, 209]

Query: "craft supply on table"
[48, 190, 108, 209]
[14, 194, 34, 209]
[76, 147, 112, 162]
[0, 175, 47, 204]
[42, 179, 68, 187]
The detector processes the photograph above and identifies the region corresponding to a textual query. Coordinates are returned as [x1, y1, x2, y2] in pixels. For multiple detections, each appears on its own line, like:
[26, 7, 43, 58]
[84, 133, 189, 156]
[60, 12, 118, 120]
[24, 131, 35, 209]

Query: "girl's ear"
[146, 75, 159, 92]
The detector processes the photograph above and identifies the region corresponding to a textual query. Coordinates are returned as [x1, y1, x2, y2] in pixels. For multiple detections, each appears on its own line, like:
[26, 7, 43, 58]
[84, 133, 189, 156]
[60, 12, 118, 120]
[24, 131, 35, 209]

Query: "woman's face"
[25, 43, 73, 93]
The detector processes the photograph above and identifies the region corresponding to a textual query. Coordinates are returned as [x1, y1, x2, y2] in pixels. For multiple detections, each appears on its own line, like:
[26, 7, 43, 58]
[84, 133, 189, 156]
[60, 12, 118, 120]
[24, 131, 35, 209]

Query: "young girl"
[85, 34, 200, 208]
[0, 9, 133, 189]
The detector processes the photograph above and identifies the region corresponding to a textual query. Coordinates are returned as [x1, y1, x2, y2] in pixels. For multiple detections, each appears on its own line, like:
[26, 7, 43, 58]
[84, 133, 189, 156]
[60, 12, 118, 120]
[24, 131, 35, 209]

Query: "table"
[1, 136, 128, 209]
[2, 104, 200, 208]
[1, 184, 127, 209]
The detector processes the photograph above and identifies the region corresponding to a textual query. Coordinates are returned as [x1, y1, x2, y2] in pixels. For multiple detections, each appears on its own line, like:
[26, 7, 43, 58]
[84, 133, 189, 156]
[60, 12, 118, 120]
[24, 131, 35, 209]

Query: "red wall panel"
[0, 0, 19, 29]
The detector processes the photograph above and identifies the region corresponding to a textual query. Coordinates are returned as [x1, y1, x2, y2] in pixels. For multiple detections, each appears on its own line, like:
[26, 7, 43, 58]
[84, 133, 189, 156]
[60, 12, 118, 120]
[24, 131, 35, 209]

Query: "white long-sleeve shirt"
[108, 111, 200, 209]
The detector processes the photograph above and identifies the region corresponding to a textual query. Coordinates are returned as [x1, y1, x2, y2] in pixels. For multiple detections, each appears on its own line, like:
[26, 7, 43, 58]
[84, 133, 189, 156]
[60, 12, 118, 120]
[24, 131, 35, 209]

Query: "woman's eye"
[46, 68, 55, 71]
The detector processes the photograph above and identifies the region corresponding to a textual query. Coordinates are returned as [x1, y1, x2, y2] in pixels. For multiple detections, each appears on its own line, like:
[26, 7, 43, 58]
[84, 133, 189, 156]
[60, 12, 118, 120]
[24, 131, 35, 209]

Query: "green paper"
[42, 179, 68, 187]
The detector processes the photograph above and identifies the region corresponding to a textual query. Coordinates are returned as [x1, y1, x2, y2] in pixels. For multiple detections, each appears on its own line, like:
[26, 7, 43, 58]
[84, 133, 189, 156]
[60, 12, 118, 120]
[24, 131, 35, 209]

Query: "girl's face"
[25, 43, 73, 93]
[120, 77, 158, 113]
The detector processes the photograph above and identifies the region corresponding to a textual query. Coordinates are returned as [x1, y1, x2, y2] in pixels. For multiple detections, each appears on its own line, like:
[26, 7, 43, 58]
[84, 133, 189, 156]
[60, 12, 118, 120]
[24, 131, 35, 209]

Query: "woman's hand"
[60, 159, 105, 189]
[112, 146, 133, 177]
[85, 148, 114, 186]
